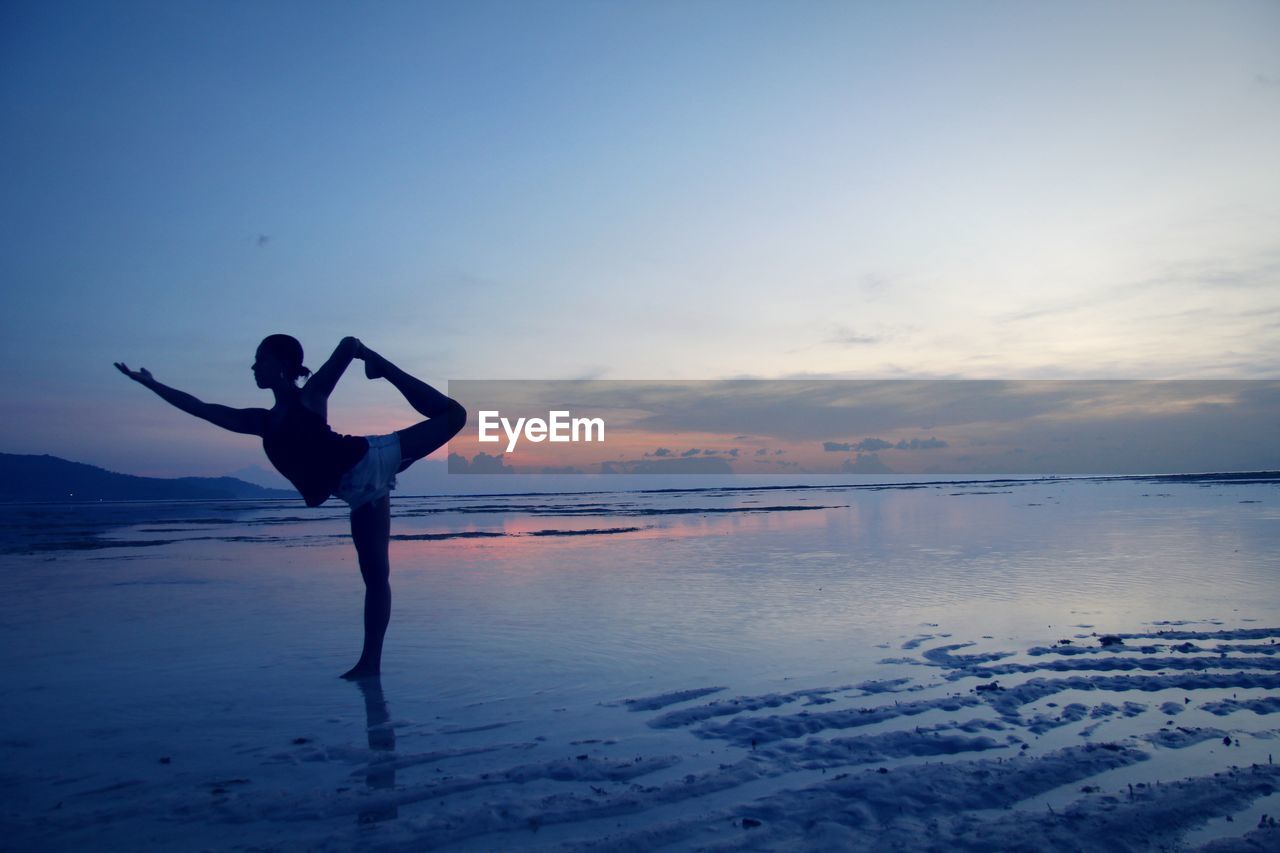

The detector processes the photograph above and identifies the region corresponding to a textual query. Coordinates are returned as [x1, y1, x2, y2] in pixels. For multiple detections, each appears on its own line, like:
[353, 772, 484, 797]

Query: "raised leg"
[341, 494, 391, 680]
[359, 346, 467, 470]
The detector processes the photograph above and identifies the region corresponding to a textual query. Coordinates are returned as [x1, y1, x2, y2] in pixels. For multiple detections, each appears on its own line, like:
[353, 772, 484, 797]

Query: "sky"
[2, 0, 1278, 482]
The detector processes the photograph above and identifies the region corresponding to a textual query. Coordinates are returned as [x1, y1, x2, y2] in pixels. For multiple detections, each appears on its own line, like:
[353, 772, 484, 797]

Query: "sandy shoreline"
[4, 625, 1279, 851]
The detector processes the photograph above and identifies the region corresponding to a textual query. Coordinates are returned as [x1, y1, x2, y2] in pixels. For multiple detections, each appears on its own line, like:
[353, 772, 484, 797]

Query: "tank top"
[262, 405, 369, 507]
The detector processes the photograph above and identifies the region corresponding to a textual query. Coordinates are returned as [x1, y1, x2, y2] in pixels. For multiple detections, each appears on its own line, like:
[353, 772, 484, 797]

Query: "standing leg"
[358, 345, 467, 469]
[342, 494, 392, 680]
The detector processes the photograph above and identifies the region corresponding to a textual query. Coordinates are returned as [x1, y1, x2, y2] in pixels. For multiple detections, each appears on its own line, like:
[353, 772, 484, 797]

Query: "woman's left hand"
[114, 362, 155, 387]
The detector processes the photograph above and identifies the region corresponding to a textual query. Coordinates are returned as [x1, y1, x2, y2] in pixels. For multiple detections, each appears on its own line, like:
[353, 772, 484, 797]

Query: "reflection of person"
[115, 335, 466, 679]
[356, 676, 398, 824]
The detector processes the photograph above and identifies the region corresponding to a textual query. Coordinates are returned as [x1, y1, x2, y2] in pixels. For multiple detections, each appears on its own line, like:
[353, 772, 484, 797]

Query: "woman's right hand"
[342, 337, 365, 359]
[114, 362, 155, 387]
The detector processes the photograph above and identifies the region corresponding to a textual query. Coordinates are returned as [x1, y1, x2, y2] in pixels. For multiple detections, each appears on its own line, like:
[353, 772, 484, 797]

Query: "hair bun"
[258, 334, 309, 385]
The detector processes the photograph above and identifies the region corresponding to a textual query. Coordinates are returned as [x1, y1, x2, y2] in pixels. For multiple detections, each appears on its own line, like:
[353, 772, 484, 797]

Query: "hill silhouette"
[0, 453, 296, 502]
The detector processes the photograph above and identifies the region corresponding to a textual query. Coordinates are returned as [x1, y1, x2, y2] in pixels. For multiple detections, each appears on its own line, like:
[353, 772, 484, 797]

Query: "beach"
[2, 475, 1278, 850]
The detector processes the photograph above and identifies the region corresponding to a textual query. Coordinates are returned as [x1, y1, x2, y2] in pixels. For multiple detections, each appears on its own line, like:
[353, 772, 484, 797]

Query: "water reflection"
[391, 501, 835, 561]
[355, 677, 398, 824]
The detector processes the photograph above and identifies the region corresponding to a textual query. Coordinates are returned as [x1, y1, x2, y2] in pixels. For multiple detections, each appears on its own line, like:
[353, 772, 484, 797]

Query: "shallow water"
[1, 476, 1278, 849]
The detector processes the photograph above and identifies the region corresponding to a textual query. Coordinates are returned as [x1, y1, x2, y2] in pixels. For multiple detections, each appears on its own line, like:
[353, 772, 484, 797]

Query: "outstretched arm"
[302, 336, 361, 407]
[114, 363, 266, 436]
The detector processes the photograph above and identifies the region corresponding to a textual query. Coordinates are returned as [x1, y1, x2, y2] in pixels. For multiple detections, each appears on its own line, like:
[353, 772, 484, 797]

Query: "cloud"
[841, 453, 894, 474]
[997, 252, 1280, 326]
[540, 465, 584, 474]
[826, 325, 882, 345]
[827, 436, 947, 452]
[895, 437, 948, 450]
[601, 457, 734, 475]
[447, 452, 512, 474]
[753, 457, 800, 468]
[648, 446, 739, 458]
[755, 448, 769, 456]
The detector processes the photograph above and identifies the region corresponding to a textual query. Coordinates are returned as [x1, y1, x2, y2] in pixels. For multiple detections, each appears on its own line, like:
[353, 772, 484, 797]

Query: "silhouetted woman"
[115, 335, 466, 679]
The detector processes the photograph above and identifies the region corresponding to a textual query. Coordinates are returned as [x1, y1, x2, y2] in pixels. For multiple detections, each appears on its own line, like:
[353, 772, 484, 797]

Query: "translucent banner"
[444, 380, 1280, 476]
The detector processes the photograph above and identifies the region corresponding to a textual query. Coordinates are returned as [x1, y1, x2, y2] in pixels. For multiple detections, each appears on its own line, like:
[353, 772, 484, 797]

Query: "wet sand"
[1, 477, 1277, 850]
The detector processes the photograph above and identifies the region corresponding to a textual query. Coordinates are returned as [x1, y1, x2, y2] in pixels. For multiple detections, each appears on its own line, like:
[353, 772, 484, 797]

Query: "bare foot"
[340, 663, 380, 680]
[361, 346, 386, 380]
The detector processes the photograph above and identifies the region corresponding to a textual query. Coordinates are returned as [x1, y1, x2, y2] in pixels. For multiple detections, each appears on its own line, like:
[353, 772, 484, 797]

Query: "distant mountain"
[227, 463, 293, 490]
[0, 453, 297, 502]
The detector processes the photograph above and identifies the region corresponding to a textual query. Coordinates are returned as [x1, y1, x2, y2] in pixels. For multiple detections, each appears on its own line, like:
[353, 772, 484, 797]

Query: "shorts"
[333, 433, 401, 509]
